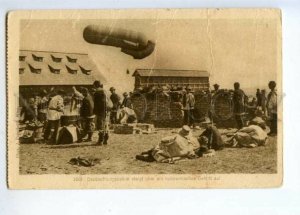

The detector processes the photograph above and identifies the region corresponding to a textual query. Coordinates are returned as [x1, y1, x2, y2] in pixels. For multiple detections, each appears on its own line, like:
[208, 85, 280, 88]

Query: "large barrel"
[211, 91, 236, 127]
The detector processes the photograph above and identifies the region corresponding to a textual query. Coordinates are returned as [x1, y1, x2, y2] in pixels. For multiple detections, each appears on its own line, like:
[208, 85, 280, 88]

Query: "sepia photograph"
[7, 9, 282, 188]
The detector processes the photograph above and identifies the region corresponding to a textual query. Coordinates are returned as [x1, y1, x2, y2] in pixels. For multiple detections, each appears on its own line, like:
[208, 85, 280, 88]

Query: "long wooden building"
[19, 50, 106, 98]
[132, 69, 209, 91]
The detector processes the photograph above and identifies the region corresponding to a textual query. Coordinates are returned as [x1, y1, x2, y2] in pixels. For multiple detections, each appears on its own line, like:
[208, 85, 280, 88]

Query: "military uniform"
[94, 87, 110, 145]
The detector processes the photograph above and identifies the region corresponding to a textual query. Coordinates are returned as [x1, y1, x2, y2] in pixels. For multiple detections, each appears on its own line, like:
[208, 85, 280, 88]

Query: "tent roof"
[19, 50, 106, 86]
[132, 69, 209, 78]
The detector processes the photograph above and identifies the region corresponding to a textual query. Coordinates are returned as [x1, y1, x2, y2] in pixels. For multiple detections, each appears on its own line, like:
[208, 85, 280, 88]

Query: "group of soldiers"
[20, 79, 278, 146]
[181, 80, 278, 136]
[20, 80, 135, 145]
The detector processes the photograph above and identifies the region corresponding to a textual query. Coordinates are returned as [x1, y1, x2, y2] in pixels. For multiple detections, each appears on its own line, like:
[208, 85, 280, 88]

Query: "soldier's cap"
[110, 87, 116, 91]
[123, 92, 128, 96]
[81, 87, 88, 94]
[93, 80, 101, 88]
[213, 83, 219, 87]
[179, 125, 191, 137]
[186, 86, 192, 90]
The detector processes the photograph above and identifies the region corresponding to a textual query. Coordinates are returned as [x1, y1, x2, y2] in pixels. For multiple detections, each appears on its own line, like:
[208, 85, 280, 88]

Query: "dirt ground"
[19, 128, 277, 175]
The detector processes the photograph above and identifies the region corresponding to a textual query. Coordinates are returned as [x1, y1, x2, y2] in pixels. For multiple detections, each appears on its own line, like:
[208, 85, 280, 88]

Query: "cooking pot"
[60, 115, 79, 126]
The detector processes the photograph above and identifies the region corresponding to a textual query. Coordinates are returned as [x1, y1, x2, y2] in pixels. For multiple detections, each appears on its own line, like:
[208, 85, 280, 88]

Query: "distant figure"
[121, 92, 133, 109]
[79, 88, 95, 142]
[182, 86, 195, 127]
[212, 83, 220, 94]
[20, 97, 37, 123]
[233, 82, 246, 129]
[93, 81, 111, 145]
[256, 89, 262, 107]
[109, 87, 121, 124]
[37, 90, 49, 122]
[44, 90, 65, 143]
[247, 97, 257, 117]
[199, 117, 224, 151]
[266, 81, 277, 135]
[261, 89, 267, 115]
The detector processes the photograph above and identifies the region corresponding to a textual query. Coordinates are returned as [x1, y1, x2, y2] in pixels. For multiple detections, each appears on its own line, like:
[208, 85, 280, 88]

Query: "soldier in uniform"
[182, 86, 195, 127]
[79, 88, 95, 142]
[109, 87, 121, 124]
[121, 92, 133, 109]
[266, 81, 277, 135]
[44, 89, 65, 144]
[93, 81, 111, 145]
[233, 82, 246, 129]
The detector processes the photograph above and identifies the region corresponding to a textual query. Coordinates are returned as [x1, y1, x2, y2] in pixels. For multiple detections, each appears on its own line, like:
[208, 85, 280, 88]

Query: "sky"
[20, 18, 279, 94]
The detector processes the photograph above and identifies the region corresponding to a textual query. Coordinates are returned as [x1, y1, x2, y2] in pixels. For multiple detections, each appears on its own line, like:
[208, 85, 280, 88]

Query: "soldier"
[182, 86, 195, 128]
[261, 89, 267, 115]
[121, 92, 133, 109]
[44, 89, 65, 144]
[266, 81, 277, 135]
[233, 82, 246, 129]
[79, 88, 95, 142]
[256, 88, 262, 107]
[93, 81, 111, 145]
[212, 83, 220, 94]
[109, 87, 121, 124]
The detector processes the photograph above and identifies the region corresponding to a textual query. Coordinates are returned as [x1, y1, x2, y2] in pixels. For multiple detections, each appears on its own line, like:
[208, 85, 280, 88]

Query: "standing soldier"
[78, 87, 95, 142]
[37, 90, 49, 123]
[212, 83, 220, 94]
[109, 87, 121, 124]
[256, 89, 262, 107]
[261, 89, 267, 116]
[266, 81, 277, 135]
[233, 82, 246, 129]
[93, 81, 110, 145]
[44, 89, 65, 144]
[183, 86, 195, 128]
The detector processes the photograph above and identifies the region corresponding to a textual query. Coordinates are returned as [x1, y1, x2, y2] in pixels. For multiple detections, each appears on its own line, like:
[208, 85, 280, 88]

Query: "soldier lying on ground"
[136, 125, 207, 163]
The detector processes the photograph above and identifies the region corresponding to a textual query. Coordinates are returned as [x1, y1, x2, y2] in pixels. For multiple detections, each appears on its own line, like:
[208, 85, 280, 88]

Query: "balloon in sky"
[83, 25, 155, 59]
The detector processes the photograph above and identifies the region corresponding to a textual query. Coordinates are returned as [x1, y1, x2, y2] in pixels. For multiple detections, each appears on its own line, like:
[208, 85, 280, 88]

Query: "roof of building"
[19, 50, 106, 86]
[132, 69, 209, 78]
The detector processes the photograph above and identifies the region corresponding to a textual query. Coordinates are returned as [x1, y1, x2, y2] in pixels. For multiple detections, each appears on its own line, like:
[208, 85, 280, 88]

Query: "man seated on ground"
[199, 117, 224, 151]
[118, 107, 138, 124]
[230, 124, 268, 148]
[121, 92, 133, 109]
[136, 125, 200, 163]
[250, 107, 268, 130]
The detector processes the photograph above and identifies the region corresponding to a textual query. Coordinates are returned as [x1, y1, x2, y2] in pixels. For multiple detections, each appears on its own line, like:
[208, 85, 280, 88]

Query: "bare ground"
[19, 129, 277, 175]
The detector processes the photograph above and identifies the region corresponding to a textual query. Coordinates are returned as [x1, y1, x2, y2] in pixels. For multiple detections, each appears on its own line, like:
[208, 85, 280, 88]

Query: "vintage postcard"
[7, 9, 282, 189]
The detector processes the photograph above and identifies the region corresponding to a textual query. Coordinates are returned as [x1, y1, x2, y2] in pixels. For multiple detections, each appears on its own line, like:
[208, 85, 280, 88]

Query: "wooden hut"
[132, 69, 209, 92]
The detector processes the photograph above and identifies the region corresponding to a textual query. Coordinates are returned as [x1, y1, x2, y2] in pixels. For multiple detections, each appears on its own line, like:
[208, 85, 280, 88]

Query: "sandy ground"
[19, 128, 277, 175]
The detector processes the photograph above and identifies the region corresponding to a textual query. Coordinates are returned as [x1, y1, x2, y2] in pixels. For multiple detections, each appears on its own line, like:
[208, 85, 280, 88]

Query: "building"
[19, 50, 105, 98]
[132, 69, 209, 91]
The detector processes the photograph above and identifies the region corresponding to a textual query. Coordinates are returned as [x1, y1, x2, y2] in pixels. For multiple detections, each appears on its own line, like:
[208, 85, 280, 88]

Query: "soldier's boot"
[97, 131, 104, 145]
[87, 132, 93, 142]
[103, 132, 109, 145]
